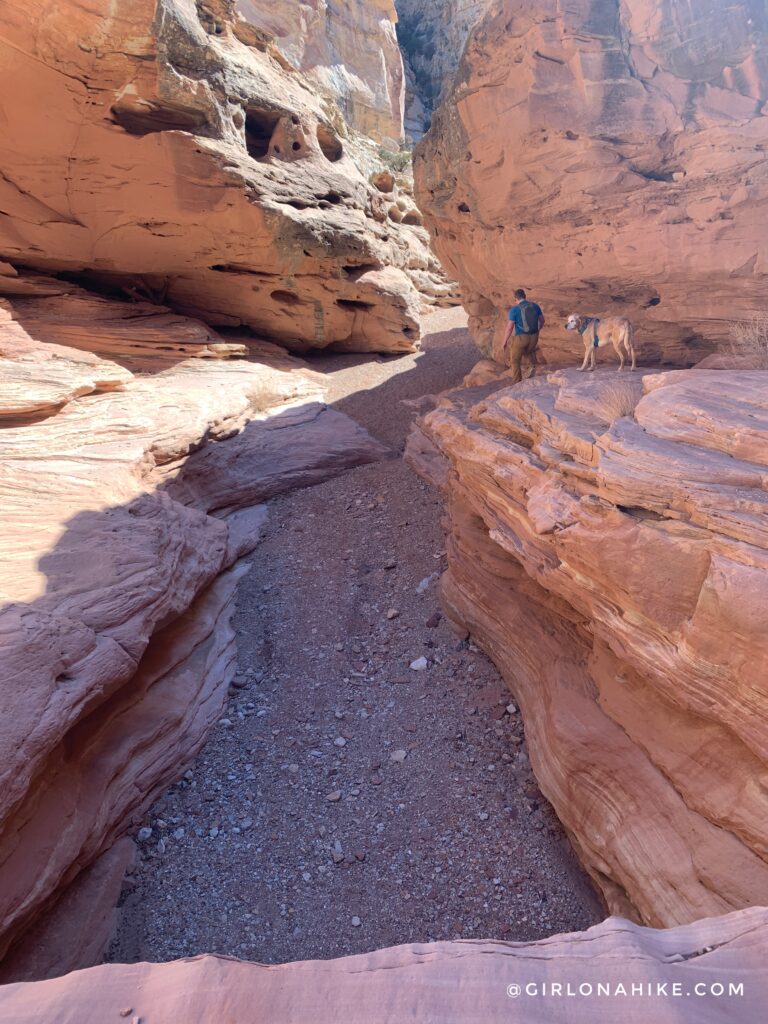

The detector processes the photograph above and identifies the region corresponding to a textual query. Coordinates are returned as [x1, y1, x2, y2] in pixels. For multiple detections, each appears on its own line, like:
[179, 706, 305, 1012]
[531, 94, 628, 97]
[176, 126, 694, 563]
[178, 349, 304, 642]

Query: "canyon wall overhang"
[415, 0, 768, 366]
[0, 0, 443, 353]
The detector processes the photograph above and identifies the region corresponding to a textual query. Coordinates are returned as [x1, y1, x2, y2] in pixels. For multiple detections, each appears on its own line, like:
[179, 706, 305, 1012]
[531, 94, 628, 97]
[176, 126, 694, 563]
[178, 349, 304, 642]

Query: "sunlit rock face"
[415, 0, 768, 366]
[0, 0, 430, 354]
[236, 0, 405, 144]
[408, 366, 768, 927]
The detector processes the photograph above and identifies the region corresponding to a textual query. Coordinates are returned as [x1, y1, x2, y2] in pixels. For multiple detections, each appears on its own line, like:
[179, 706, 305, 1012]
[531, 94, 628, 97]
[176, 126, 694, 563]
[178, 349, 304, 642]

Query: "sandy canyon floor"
[109, 308, 603, 965]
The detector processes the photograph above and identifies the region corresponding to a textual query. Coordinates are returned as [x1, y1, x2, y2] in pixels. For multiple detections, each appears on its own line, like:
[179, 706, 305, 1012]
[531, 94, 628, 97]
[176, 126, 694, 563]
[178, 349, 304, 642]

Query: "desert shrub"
[593, 380, 643, 423]
[378, 146, 413, 174]
[729, 314, 768, 368]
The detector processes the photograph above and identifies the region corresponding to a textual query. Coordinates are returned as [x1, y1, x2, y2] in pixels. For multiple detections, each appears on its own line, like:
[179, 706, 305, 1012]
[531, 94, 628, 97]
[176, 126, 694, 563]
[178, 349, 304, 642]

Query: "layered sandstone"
[2, 908, 768, 1022]
[416, 0, 768, 366]
[235, 0, 405, 143]
[408, 367, 768, 927]
[0, 0, 442, 354]
[0, 278, 387, 972]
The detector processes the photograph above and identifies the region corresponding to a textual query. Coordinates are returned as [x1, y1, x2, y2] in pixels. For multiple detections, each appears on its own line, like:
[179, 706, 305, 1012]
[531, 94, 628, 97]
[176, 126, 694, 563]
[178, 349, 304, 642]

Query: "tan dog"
[565, 314, 637, 371]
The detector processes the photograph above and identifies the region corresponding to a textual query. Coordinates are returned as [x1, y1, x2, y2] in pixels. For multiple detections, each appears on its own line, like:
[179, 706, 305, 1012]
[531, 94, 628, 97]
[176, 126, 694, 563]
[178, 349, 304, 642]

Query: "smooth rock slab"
[1, 909, 767, 1022]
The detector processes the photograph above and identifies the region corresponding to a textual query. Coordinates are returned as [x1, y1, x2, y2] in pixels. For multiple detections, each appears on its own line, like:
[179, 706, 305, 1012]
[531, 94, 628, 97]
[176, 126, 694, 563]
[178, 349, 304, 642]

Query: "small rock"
[383, 557, 397, 570]
[240, 818, 253, 831]
[416, 572, 439, 595]
[410, 656, 428, 671]
[386, 608, 400, 620]
[351, 916, 362, 927]
[172, 827, 185, 841]
[426, 611, 442, 628]
[334, 737, 347, 747]
[218, 718, 232, 728]
[209, 827, 219, 838]
[390, 749, 408, 762]
[137, 827, 152, 843]
[354, 849, 367, 861]
[332, 851, 345, 864]
[302, 871, 312, 882]
[118, 1011, 133, 1020]
[479, 812, 489, 821]
[231, 676, 248, 690]
[326, 790, 342, 802]
[334, 642, 344, 652]
[506, 703, 518, 715]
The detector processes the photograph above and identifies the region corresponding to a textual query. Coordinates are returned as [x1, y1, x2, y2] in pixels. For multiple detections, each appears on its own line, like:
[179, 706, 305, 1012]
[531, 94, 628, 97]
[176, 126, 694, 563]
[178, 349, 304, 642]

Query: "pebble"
[506, 704, 518, 715]
[137, 827, 153, 843]
[334, 737, 347, 747]
[326, 790, 342, 802]
[390, 749, 408, 762]
[416, 572, 439, 594]
[240, 818, 253, 830]
[410, 656, 428, 671]
[383, 557, 397, 570]
[351, 916, 362, 928]
[386, 608, 400, 620]
[173, 827, 185, 840]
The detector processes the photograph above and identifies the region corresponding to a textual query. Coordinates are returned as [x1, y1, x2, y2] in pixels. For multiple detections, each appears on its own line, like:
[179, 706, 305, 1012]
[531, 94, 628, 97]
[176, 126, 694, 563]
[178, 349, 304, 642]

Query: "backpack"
[518, 301, 539, 334]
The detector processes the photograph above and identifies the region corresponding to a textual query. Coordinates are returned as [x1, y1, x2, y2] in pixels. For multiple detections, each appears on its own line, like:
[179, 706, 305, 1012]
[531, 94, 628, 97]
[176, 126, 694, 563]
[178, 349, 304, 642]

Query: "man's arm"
[503, 317, 515, 350]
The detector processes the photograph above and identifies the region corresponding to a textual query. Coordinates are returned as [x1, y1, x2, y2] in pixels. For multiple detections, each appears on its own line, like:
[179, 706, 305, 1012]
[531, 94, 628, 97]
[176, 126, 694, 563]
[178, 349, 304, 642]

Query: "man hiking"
[502, 289, 545, 384]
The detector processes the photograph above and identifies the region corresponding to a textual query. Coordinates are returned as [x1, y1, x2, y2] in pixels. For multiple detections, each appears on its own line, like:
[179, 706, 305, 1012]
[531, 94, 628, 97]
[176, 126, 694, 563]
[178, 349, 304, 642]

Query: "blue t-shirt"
[509, 301, 542, 336]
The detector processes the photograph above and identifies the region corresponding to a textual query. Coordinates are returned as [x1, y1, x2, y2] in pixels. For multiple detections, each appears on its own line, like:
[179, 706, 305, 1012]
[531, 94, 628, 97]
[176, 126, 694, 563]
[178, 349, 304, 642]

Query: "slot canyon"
[1, 1, 768, 1021]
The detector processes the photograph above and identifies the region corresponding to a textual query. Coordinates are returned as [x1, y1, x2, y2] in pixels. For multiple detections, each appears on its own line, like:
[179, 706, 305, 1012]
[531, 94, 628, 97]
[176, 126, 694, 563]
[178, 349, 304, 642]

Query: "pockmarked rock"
[0, 0, 454, 352]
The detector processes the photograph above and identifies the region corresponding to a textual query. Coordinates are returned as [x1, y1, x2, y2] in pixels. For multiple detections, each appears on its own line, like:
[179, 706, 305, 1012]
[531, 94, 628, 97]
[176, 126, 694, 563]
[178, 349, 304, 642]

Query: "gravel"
[108, 308, 603, 966]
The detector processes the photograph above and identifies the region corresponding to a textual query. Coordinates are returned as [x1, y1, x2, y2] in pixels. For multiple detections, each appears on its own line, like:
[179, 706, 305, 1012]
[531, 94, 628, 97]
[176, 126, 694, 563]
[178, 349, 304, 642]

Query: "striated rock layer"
[407, 367, 768, 927]
[2, 908, 768, 1022]
[0, 0, 445, 353]
[415, 0, 768, 366]
[0, 279, 387, 973]
[236, 0, 405, 143]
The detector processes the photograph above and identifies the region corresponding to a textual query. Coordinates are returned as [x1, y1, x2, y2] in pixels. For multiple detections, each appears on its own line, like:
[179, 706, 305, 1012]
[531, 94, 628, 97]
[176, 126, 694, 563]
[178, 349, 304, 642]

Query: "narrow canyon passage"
[109, 310, 602, 965]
